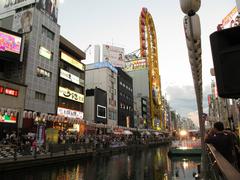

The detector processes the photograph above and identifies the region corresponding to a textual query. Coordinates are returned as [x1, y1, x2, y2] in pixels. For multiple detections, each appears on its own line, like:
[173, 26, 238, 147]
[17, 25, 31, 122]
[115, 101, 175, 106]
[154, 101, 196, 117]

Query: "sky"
[58, 0, 236, 126]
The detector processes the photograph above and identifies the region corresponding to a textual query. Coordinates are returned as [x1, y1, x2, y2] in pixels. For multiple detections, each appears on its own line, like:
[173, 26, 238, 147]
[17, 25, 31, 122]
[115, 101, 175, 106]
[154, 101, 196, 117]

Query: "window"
[42, 26, 55, 40]
[35, 91, 46, 101]
[37, 67, 51, 80]
[39, 46, 53, 60]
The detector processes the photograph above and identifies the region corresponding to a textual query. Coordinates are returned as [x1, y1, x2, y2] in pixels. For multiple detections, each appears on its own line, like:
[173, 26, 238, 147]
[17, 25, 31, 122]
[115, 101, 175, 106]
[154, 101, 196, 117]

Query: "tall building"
[0, 1, 60, 115]
[85, 61, 118, 127]
[116, 67, 134, 128]
[56, 36, 85, 131]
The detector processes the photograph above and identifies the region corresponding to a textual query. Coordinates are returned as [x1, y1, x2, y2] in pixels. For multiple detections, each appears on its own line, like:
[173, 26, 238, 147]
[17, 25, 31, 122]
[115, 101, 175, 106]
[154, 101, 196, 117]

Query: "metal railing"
[206, 144, 240, 180]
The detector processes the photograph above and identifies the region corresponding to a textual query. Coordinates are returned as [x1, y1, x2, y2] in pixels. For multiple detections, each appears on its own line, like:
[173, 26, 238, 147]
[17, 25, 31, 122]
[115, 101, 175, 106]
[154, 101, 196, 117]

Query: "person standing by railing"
[205, 122, 235, 165]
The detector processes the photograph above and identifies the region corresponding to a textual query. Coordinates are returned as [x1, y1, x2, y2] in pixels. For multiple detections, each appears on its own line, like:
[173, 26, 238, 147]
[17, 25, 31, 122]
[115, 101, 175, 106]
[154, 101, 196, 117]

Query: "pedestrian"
[205, 122, 235, 164]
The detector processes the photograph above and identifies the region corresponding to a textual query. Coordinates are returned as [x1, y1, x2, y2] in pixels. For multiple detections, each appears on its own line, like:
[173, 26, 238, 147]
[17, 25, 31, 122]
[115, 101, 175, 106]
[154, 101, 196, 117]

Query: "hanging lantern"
[180, 0, 201, 15]
[28, 111, 33, 119]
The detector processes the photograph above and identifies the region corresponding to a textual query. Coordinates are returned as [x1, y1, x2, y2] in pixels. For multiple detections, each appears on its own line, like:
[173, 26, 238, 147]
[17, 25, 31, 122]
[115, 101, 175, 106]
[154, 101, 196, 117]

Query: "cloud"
[165, 85, 211, 127]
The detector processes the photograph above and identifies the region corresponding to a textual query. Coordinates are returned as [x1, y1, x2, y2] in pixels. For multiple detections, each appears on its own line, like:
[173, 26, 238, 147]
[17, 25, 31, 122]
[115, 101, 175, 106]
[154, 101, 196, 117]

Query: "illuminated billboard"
[0, 28, 22, 61]
[124, 59, 147, 71]
[59, 86, 84, 103]
[0, 110, 17, 124]
[57, 107, 83, 119]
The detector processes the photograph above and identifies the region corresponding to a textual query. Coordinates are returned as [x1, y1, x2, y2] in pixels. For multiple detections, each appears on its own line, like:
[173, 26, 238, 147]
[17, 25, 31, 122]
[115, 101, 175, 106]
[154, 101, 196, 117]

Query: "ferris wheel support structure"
[139, 8, 163, 130]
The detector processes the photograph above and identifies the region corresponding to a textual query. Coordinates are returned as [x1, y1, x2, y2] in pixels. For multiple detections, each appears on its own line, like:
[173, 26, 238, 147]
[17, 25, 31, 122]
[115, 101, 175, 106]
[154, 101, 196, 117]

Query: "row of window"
[119, 81, 132, 92]
[120, 103, 133, 111]
[119, 92, 132, 101]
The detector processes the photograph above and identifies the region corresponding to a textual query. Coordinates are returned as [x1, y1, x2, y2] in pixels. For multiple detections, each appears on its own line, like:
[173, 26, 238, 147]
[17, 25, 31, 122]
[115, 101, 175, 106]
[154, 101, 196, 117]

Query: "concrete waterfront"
[0, 138, 171, 172]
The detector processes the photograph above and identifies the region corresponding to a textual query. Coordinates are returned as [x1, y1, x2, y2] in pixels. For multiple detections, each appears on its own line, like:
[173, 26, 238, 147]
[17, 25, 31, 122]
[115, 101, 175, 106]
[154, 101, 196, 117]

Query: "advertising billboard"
[0, 110, 17, 124]
[219, 7, 238, 30]
[102, 44, 125, 68]
[0, 28, 22, 61]
[36, 0, 59, 22]
[0, 0, 35, 14]
[124, 59, 147, 71]
[12, 8, 34, 34]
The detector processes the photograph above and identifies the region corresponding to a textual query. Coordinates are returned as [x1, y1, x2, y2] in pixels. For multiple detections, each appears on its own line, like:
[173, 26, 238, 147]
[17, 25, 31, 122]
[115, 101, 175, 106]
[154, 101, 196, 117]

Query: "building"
[85, 88, 107, 124]
[126, 68, 151, 128]
[85, 61, 118, 127]
[56, 36, 85, 132]
[116, 67, 134, 128]
[0, 1, 60, 114]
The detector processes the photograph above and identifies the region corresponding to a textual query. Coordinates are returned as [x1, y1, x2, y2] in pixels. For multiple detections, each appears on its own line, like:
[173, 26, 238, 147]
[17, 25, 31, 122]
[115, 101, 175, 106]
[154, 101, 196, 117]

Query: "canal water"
[0, 146, 200, 180]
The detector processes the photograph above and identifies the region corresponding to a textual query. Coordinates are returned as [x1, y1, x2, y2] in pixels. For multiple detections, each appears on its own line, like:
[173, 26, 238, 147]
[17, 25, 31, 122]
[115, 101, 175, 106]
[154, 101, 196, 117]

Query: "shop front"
[0, 79, 26, 139]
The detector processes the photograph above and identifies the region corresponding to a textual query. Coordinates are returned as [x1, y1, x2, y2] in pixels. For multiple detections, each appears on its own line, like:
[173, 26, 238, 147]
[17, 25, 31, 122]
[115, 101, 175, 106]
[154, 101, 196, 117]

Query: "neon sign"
[0, 85, 18, 97]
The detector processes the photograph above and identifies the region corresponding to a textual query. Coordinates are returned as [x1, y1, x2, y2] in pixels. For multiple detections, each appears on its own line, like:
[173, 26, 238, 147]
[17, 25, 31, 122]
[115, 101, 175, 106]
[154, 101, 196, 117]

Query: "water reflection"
[0, 146, 200, 180]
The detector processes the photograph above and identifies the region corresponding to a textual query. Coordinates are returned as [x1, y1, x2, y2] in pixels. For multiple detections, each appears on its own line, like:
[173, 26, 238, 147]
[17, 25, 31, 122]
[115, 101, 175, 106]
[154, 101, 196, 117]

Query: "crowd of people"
[0, 129, 168, 156]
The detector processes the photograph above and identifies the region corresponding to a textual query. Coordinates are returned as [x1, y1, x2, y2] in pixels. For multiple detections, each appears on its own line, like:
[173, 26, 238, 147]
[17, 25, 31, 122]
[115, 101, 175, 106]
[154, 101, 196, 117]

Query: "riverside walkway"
[0, 138, 171, 172]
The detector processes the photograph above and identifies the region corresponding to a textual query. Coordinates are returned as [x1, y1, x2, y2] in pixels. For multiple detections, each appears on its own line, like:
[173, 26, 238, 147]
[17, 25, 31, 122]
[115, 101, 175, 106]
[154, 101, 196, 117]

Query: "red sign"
[4, 88, 18, 97]
[0, 86, 3, 93]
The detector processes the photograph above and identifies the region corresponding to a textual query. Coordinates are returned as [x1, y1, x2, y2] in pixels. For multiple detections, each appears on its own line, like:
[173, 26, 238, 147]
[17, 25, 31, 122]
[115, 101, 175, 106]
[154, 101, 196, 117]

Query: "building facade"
[85, 62, 118, 127]
[116, 67, 134, 128]
[0, 2, 60, 115]
[57, 36, 85, 130]
[85, 88, 107, 124]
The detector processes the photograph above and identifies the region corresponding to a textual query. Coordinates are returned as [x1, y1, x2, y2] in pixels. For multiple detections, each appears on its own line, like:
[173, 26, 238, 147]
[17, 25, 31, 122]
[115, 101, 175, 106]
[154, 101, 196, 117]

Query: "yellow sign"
[61, 52, 84, 71]
[59, 86, 84, 103]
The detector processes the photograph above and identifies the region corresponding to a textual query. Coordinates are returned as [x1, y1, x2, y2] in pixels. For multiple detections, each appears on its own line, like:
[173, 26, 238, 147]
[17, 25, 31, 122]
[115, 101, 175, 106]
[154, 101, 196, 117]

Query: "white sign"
[59, 86, 84, 103]
[39, 46, 52, 60]
[12, 8, 33, 34]
[60, 69, 83, 86]
[0, 0, 35, 14]
[102, 44, 125, 67]
[57, 107, 84, 119]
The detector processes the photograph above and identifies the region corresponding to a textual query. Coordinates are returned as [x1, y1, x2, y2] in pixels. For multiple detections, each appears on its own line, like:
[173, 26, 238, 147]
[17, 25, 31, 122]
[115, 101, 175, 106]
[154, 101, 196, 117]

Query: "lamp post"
[179, 0, 205, 177]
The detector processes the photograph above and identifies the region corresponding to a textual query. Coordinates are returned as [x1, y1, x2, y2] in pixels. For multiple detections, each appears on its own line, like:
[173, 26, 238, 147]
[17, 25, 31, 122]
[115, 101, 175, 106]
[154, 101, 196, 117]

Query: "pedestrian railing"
[206, 144, 240, 180]
[0, 138, 171, 162]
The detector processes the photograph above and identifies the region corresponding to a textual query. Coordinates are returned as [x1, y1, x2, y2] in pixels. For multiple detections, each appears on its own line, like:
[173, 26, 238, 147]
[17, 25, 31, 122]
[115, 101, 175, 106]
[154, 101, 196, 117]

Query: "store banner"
[57, 107, 83, 119]
[60, 69, 80, 85]
[59, 86, 84, 103]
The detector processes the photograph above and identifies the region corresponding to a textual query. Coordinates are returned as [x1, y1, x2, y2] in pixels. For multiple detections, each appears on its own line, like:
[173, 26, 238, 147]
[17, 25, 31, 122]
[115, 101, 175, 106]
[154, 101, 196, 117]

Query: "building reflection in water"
[0, 146, 200, 180]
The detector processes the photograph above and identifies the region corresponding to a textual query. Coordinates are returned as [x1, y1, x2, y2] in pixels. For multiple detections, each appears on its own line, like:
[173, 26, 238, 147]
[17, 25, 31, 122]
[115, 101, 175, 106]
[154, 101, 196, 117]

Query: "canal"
[0, 146, 200, 180]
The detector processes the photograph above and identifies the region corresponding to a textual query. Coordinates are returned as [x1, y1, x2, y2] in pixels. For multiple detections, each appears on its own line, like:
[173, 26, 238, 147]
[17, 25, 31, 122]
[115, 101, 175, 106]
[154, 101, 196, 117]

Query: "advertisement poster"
[124, 59, 147, 71]
[102, 44, 125, 67]
[0, 30, 22, 54]
[37, 0, 59, 22]
[12, 8, 34, 34]
[220, 7, 238, 29]
[0, 0, 35, 14]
